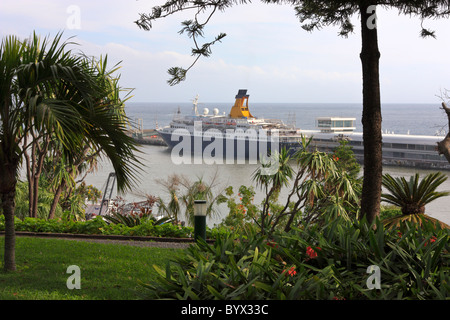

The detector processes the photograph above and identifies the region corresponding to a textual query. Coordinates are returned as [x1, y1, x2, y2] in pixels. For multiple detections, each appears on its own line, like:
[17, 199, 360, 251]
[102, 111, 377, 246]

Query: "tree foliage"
[135, 0, 450, 85]
[0, 32, 142, 271]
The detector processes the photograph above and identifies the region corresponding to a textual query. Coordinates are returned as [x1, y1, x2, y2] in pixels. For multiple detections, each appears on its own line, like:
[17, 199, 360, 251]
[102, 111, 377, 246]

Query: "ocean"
[84, 102, 450, 226]
[125, 101, 447, 136]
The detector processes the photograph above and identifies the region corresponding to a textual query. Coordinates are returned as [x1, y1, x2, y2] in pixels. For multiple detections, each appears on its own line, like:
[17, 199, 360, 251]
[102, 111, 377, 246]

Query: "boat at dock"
[156, 89, 449, 170]
[303, 120, 449, 170]
[128, 127, 167, 146]
[158, 89, 302, 161]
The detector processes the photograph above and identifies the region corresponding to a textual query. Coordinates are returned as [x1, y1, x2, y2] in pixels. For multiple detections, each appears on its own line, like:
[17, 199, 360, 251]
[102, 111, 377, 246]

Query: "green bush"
[0, 215, 195, 238]
[142, 216, 449, 300]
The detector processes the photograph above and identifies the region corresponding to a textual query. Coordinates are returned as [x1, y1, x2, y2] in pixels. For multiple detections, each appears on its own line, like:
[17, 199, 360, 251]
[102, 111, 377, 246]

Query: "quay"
[130, 128, 167, 146]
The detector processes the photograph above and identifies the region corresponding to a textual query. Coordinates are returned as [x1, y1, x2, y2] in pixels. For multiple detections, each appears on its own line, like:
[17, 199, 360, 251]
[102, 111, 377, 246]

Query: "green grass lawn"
[0, 237, 186, 300]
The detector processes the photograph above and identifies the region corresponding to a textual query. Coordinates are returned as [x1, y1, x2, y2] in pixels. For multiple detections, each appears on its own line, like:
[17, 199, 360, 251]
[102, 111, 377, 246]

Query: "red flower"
[266, 241, 278, 248]
[283, 266, 297, 277]
[424, 236, 437, 247]
[306, 246, 321, 259]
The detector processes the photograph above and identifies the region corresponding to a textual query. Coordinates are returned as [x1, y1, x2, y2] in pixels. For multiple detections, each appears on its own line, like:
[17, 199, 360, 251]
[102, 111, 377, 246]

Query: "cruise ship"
[157, 89, 449, 170]
[158, 89, 303, 162]
[302, 118, 449, 170]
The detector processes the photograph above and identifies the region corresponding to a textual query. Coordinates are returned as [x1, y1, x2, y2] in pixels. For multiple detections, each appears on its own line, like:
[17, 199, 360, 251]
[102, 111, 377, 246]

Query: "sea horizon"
[125, 101, 447, 136]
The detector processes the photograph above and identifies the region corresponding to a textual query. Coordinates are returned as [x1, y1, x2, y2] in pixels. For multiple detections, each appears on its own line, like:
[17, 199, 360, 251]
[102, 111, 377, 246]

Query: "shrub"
[141, 216, 449, 300]
[382, 172, 449, 216]
[0, 215, 195, 238]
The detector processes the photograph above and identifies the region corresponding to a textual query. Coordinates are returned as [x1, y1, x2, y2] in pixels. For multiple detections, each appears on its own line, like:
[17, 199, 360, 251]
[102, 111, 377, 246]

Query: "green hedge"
[0, 216, 196, 239]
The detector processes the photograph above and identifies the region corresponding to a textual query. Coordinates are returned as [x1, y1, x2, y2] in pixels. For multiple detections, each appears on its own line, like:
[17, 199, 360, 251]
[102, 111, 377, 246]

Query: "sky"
[1, 1, 450, 104]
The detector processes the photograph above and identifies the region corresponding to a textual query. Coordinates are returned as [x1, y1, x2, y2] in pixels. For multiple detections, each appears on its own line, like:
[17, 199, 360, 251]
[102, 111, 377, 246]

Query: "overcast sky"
[2, 1, 450, 103]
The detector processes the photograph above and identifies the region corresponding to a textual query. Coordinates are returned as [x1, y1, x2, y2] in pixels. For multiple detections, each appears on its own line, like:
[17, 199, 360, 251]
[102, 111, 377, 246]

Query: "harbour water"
[83, 101, 450, 226]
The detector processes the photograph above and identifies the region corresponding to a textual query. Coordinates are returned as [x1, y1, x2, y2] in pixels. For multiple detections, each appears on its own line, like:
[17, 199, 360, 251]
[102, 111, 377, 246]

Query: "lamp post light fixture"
[193, 200, 207, 242]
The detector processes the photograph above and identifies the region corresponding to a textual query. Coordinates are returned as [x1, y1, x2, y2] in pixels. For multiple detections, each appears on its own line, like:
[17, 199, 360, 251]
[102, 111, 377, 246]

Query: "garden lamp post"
[194, 200, 207, 242]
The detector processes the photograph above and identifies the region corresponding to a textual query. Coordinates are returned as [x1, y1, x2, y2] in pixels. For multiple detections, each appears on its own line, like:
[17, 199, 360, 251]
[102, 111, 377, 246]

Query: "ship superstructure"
[158, 89, 302, 161]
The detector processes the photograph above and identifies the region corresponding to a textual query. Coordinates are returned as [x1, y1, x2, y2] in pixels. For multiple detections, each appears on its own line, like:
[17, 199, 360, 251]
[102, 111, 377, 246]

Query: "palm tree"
[181, 176, 225, 226]
[157, 188, 182, 224]
[0, 32, 142, 271]
[156, 173, 225, 226]
[45, 55, 131, 220]
[381, 172, 450, 229]
[155, 174, 183, 223]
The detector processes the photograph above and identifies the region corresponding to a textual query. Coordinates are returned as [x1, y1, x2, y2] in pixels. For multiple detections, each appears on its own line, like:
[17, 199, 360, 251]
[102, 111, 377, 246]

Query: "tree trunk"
[359, 1, 382, 224]
[0, 162, 18, 272]
[25, 138, 36, 218]
[29, 136, 50, 218]
[31, 174, 40, 218]
[437, 102, 450, 162]
[48, 179, 66, 220]
[2, 190, 16, 271]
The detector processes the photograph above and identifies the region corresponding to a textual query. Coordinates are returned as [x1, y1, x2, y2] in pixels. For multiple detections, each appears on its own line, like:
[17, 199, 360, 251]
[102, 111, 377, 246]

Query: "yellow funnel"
[229, 89, 254, 119]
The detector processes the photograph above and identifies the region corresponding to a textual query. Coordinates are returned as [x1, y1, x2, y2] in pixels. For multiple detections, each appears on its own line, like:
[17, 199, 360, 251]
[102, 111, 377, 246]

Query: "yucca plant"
[381, 172, 450, 229]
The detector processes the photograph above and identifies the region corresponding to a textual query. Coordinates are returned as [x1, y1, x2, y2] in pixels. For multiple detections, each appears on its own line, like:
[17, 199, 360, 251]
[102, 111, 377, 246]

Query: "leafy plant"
[216, 185, 258, 235]
[141, 216, 450, 300]
[0, 214, 197, 238]
[249, 137, 362, 235]
[333, 139, 361, 178]
[156, 173, 226, 227]
[382, 172, 450, 229]
[14, 181, 63, 220]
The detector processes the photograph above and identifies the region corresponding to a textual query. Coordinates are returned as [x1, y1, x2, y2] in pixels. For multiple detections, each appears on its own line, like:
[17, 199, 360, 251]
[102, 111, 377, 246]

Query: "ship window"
[383, 143, 392, 148]
[392, 143, 407, 149]
[344, 120, 353, 127]
[425, 145, 436, 151]
[424, 154, 439, 160]
[408, 153, 422, 159]
[332, 120, 343, 127]
[317, 120, 331, 127]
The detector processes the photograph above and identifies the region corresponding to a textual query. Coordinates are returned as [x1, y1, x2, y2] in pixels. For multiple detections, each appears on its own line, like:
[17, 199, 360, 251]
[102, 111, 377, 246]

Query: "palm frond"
[1, 31, 143, 203]
[382, 172, 449, 216]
